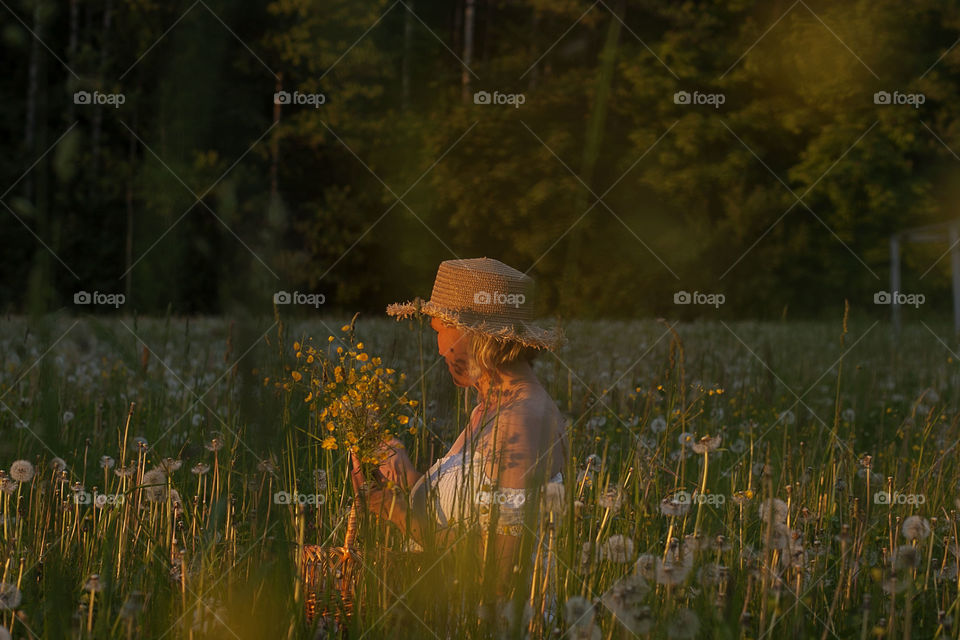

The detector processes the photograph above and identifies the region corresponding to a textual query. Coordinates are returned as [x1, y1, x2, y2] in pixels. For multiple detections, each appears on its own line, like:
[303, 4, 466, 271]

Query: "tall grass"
[0, 311, 956, 639]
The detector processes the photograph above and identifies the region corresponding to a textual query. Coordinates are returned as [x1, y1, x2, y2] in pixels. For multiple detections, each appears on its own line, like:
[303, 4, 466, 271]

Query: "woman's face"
[430, 316, 477, 387]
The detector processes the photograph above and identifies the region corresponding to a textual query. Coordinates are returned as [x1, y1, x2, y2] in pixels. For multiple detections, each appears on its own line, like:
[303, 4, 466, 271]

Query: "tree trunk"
[66, 0, 79, 123]
[402, 0, 414, 110]
[24, 0, 42, 176]
[560, 0, 625, 311]
[461, 0, 475, 103]
[91, 0, 113, 174]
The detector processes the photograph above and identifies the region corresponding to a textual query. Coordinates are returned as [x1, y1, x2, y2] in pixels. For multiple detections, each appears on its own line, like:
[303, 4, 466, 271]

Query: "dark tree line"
[3, 0, 960, 320]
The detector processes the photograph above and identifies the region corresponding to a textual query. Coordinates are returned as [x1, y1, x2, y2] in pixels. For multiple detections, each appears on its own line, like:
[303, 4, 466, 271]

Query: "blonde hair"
[467, 331, 540, 379]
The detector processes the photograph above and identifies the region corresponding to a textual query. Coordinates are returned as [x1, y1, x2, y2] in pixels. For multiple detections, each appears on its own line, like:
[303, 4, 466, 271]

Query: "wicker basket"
[303, 503, 360, 624]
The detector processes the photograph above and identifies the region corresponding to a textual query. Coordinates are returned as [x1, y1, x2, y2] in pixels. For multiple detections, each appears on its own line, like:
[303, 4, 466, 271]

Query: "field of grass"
[0, 310, 957, 639]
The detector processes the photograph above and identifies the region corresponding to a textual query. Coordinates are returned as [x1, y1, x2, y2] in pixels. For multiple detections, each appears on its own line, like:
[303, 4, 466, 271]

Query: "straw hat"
[386, 257, 565, 350]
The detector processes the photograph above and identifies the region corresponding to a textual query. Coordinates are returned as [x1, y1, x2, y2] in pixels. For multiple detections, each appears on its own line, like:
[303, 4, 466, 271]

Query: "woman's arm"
[352, 455, 461, 550]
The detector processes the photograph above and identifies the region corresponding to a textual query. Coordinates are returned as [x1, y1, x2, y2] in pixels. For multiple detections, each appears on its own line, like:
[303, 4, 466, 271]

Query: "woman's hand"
[350, 451, 401, 519]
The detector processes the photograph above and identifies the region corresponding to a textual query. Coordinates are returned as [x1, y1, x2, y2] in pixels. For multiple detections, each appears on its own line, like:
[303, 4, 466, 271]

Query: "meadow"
[0, 310, 957, 639]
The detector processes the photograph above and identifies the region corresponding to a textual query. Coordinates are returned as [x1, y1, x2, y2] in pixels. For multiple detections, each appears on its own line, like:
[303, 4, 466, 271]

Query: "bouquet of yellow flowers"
[289, 322, 418, 482]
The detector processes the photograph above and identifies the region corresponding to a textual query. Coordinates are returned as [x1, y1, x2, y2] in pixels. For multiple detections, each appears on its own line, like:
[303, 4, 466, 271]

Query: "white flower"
[141, 468, 167, 502]
[655, 555, 692, 586]
[564, 596, 597, 635]
[696, 563, 729, 588]
[601, 535, 635, 563]
[764, 523, 798, 552]
[902, 515, 931, 541]
[649, 416, 667, 433]
[62, 411, 75, 424]
[601, 575, 651, 634]
[159, 458, 182, 473]
[634, 554, 657, 581]
[758, 498, 788, 524]
[678, 432, 695, 447]
[667, 608, 700, 639]
[99, 456, 115, 469]
[114, 465, 136, 478]
[84, 574, 103, 592]
[257, 459, 277, 475]
[892, 544, 921, 571]
[778, 410, 796, 426]
[9, 460, 34, 483]
[191, 463, 210, 476]
[691, 434, 721, 454]
[0, 583, 21, 609]
[660, 494, 691, 517]
[541, 482, 566, 516]
[598, 486, 624, 513]
[49, 457, 68, 472]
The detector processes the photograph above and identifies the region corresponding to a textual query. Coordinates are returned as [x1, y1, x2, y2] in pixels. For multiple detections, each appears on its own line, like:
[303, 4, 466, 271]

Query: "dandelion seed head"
[84, 574, 103, 592]
[601, 535, 635, 563]
[667, 607, 700, 639]
[0, 583, 21, 610]
[257, 459, 277, 475]
[141, 468, 167, 502]
[99, 456, 115, 469]
[892, 544, 921, 570]
[691, 434, 722, 454]
[758, 498, 788, 524]
[9, 460, 34, 483]
[601, 575, 651, 634]
[160, 458, 182, 473]
[541, 482, 566, 516]
[598, 486, 624, 513]
[902, 515, 931, 541]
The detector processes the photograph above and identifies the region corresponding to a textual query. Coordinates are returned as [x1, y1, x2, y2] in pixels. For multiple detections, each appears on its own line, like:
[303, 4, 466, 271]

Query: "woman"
[349, 257, 568, 610]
